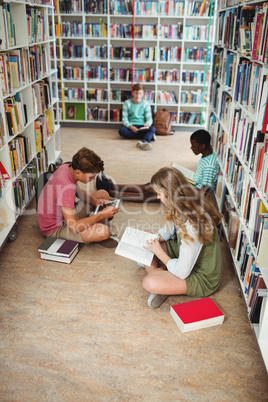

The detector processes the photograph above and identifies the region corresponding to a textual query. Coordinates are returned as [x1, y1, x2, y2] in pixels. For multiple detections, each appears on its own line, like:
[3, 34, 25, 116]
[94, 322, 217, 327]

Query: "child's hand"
[98, 206, 119, 219]
[144, 238, 161, 254]
[95, 198, 110, 206]
[130, 126, 138, 133]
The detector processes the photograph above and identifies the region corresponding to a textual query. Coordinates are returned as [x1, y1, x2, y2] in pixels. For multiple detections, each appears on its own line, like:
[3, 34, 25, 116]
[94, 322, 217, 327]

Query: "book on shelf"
[0, 112, 6, 148]
[256, 217, 268, 268]
[115, 226, 158, 266]
[0, 161, 11, 194]
[38, 237, 79, 264]
[170, 297, 224, 333]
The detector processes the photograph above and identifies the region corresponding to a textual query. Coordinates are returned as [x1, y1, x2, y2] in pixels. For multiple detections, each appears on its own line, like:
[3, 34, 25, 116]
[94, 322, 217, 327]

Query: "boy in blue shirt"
[119, 83, 156, 151]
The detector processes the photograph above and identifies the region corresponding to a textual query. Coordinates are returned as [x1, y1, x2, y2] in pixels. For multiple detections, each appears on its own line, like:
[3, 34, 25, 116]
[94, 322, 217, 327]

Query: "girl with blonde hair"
[143, 167, 223, 309]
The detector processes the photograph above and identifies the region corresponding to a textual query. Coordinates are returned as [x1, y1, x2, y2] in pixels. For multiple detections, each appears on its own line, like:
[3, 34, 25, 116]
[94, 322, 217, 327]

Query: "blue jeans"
[119, 125, 156, 143]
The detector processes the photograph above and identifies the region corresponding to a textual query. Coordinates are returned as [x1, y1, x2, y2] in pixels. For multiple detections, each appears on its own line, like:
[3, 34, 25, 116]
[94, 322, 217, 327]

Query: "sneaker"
[96, 172, 113, 194]
[169, 130, 175, 135]
[147, 293, 169, 309]
[136, 141, 152, 151]
[98, 235, 119, 248]
[152, 134, 157, 141]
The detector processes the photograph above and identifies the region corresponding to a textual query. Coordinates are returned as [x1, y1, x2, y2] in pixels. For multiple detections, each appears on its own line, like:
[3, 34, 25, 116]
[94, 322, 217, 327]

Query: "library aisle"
[0, 128, 267, 400]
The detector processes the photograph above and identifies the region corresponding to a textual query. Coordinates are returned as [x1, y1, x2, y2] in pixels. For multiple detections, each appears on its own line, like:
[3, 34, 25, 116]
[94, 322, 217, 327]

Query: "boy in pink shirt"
[37, 147, 119, 247]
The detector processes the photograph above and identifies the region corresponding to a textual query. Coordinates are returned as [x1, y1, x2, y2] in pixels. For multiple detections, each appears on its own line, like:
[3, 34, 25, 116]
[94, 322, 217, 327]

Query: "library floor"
[1, 127, 268, 401]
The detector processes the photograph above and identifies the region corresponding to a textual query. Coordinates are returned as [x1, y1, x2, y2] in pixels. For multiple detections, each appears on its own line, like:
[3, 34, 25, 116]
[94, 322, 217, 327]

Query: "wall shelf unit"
[0, 0, 61, 250]
[49, 0, 215, 127]
[209, 0, 268, 370]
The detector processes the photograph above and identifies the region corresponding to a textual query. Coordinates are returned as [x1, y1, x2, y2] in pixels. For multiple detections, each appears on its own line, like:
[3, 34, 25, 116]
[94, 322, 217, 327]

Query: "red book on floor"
[170, 297, 224, 333]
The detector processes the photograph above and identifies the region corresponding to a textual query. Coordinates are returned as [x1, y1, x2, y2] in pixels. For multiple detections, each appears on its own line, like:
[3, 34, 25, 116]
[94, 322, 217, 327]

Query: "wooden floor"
[1, 127, 267, 401]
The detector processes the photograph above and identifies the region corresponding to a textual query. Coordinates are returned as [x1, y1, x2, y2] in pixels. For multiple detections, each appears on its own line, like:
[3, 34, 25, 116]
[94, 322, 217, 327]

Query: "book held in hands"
[171, 162, 195, 185]
[170, 297, 224, 333]
[115, 226, 158, 266]
[38, 237, 79, 264]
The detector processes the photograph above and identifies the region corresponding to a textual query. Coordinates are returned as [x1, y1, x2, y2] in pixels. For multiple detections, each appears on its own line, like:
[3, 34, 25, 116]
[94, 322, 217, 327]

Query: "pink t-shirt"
[37, 164, 77, 236]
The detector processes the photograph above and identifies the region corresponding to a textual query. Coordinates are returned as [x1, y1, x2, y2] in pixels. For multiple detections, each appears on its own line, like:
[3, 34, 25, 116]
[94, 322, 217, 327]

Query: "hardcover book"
[38, 238, 79, 264]
[170, 297, 224, 333]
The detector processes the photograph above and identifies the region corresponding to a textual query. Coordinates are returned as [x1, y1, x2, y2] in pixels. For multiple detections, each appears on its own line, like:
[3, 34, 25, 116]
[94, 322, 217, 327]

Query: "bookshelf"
[0, 0, 61, 250]
[209, 0, 268, 370]
[50, 0, 215, 128]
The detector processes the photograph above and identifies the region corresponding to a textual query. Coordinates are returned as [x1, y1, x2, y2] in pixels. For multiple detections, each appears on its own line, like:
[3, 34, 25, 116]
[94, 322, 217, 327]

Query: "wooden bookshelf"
[209, 0, 268, 371]
[49, 0, 215, 127]
[0, 0, 61, 250]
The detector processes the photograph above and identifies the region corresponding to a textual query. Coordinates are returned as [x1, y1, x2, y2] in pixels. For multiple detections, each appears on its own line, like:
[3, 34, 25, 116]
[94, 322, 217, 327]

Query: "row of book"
[53, 21, 214, 42]
[156, 91, 177, 104]
[184, 25, 213, 41]
[56, 0, 85, 14]
[35, 113, 54, 152]
[134, 1, 183, 16]
[61, 89, 208, 106]
[179, 111, 203, 125]
[218, 4, 268, 64]
[85, 21, 107, 37]
[61, 66, 84, 80]
[54, 45, 211, 62]
[234, 60, 263, 115]
[62, 87, 85, 101]
[185, 0, 214, 17]
[53, 20, 84, 38]
[0, 50, 29, 96]
[0, 3, 16, 49]
[54, 0, 213, 17]
[159, 47, 181, 62]
[218, 179, 268, 274]
[110, 67, 155, 82]
[181, 90, 207, 105]
[181, 70, 209, 85]
[62, 43, 84, 59]
[4, 93, 28, 138]
[109, 67, 208, 83]
[9, 136, 32, 178]
[13, 167, 36, 215]
[219, 191, 267, 326]
[184, 46, 211, 63]
[26, 7, 48, 44]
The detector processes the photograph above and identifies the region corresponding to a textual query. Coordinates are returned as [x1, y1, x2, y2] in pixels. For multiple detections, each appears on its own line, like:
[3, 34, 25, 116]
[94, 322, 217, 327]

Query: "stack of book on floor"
[38, 238, 79, 264]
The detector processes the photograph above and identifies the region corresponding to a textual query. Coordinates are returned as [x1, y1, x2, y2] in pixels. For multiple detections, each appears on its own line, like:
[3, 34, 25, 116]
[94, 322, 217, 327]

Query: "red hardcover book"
[170, 297, 224, 333]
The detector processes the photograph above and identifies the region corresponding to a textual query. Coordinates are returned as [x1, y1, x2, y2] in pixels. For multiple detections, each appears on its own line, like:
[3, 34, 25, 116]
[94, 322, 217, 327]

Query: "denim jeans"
[119, 125, 156, 142]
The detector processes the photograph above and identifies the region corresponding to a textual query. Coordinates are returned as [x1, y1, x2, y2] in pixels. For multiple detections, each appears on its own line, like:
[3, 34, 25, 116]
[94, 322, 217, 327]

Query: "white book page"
[171, 162, 195, 182]
[115, 227, 158, 265]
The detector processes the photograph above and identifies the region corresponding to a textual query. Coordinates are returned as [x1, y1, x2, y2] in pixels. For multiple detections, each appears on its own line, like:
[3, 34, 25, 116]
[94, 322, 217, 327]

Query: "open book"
[171, 162, 195, 184]
[137, 126, 149, 132]
[115, 226, 158, 266]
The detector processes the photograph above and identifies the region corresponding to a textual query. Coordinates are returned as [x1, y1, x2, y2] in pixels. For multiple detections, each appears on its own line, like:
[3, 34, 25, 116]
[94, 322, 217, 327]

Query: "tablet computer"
[94, 199, 120, 214]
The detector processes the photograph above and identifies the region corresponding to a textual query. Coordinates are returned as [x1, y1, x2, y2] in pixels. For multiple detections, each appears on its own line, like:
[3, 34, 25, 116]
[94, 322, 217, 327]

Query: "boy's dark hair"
[72, 147, 104, 173]
[133, 83, 144, 92]
[190, 129, 211, 147]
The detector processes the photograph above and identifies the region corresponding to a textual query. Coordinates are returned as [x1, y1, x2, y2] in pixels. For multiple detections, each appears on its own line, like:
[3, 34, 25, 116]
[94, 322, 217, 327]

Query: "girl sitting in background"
[142, 167, 223, 309]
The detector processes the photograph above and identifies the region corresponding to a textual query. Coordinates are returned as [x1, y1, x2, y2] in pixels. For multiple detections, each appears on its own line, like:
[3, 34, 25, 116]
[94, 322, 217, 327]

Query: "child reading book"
[140, 166, 223, 309]
[97, 129, 219, 202]
[119, 83, 156, 151]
